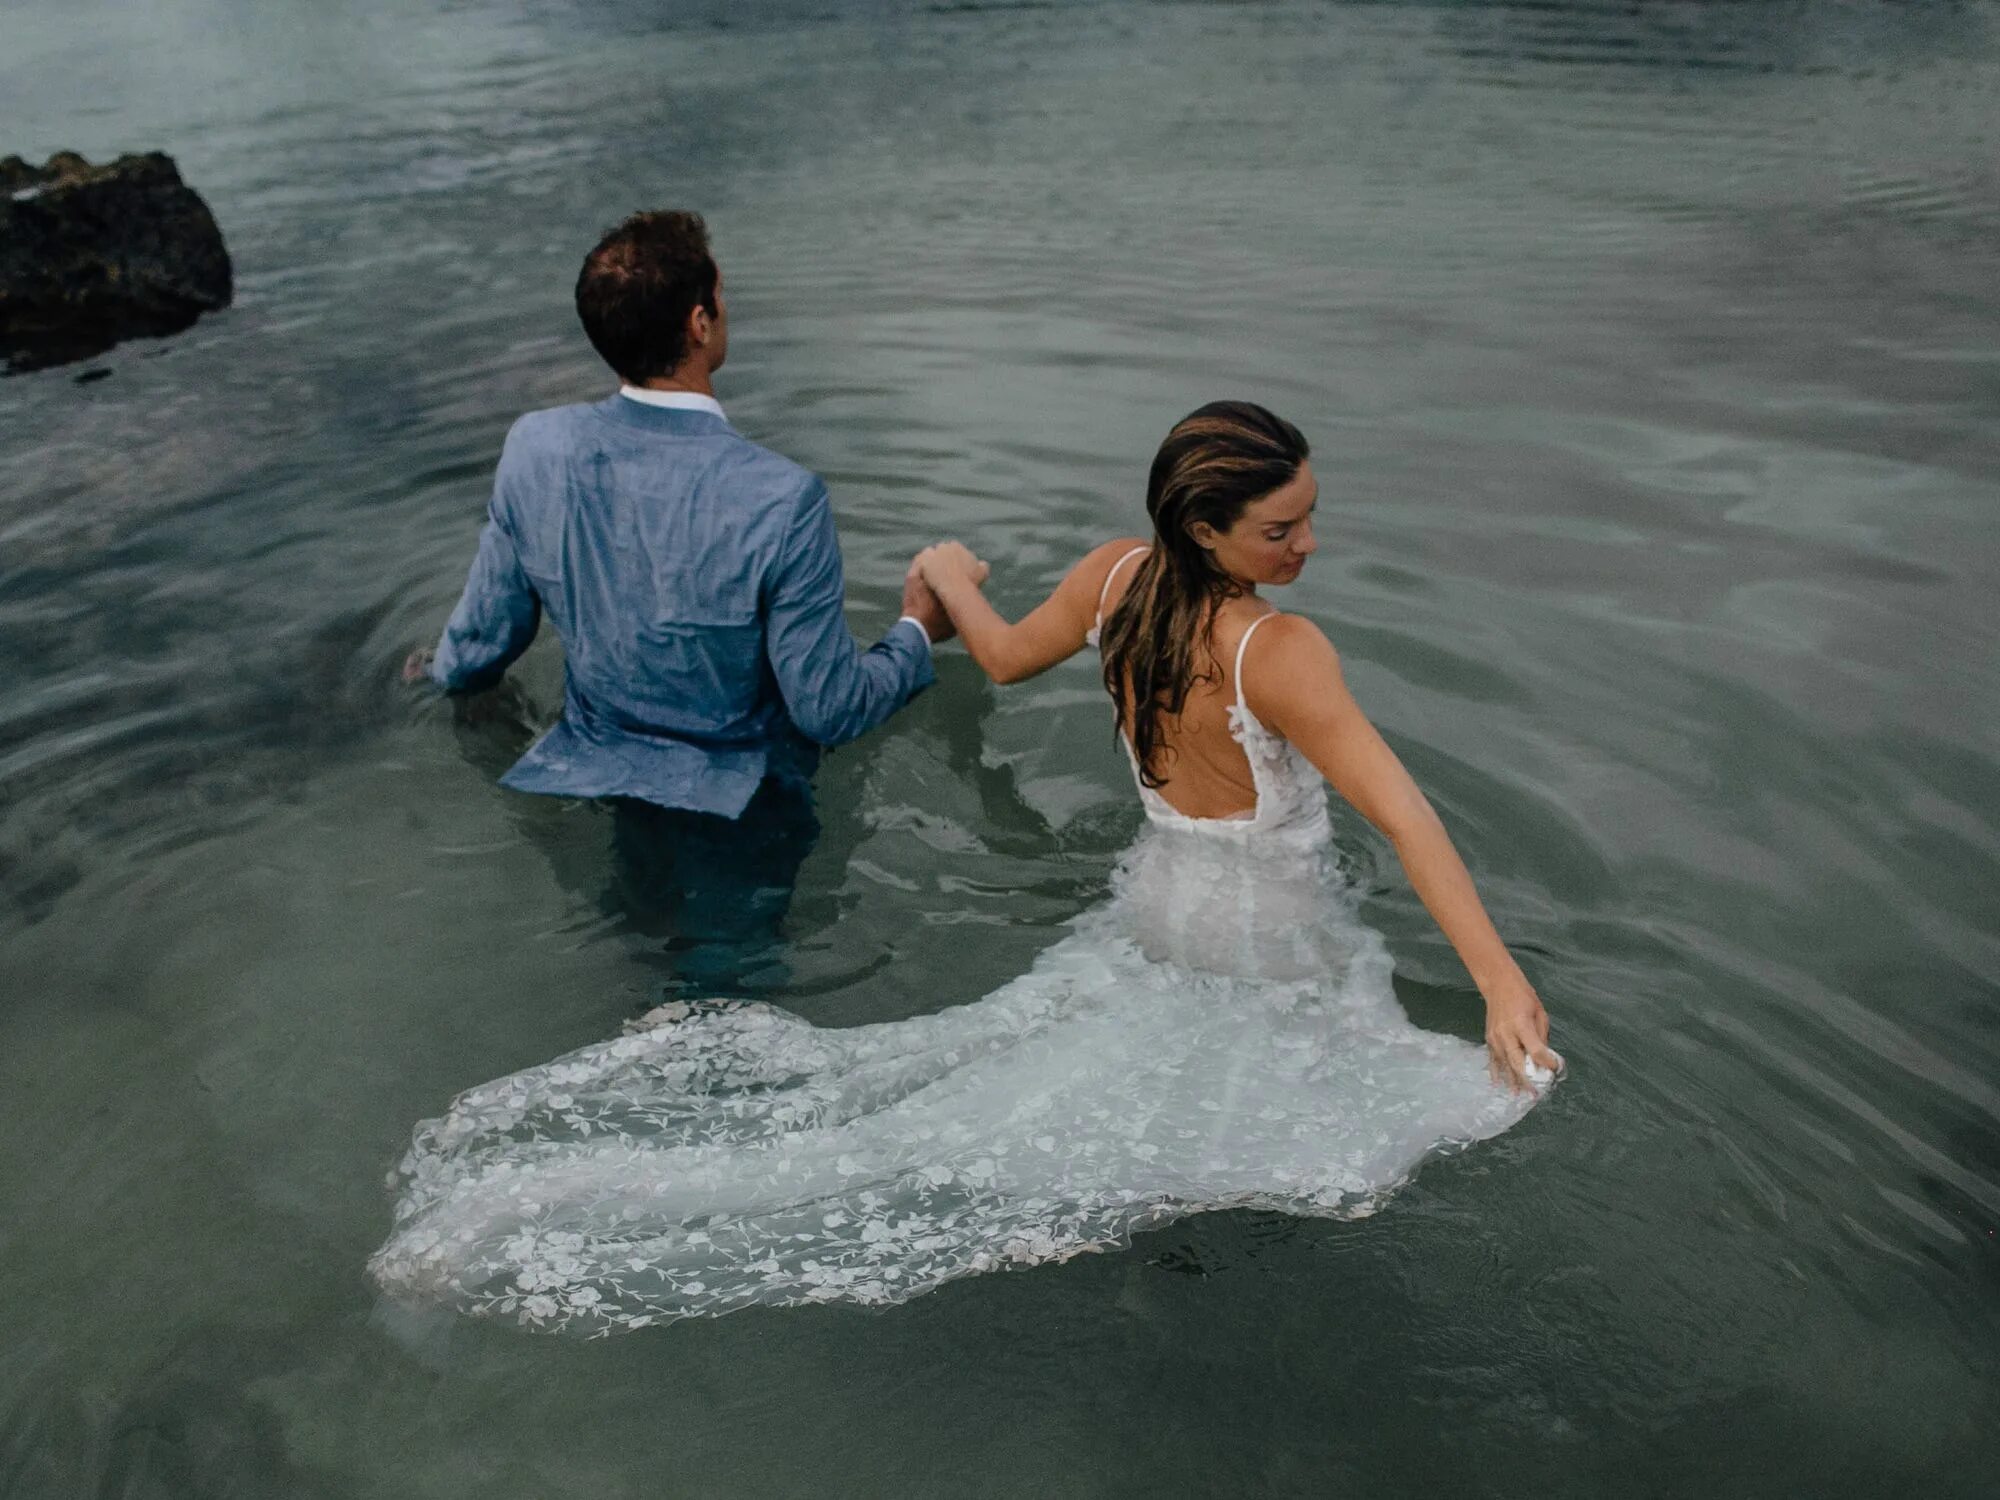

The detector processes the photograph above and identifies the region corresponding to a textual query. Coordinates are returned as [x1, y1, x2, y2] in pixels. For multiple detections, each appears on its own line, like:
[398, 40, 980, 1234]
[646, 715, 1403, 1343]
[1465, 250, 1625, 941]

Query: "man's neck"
[636, 367, 716, 398]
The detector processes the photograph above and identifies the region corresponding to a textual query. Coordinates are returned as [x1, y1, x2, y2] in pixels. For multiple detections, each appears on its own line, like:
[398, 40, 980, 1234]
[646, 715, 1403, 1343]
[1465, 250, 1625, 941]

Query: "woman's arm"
[915, 538, 1148, 685]
[1247, 615, 1560, 1092]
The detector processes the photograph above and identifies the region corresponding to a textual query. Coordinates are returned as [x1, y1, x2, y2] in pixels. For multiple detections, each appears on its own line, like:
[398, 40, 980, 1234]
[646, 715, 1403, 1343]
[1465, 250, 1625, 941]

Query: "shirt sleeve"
[762, 480, 934, 746]
[430, 459, 542, 694]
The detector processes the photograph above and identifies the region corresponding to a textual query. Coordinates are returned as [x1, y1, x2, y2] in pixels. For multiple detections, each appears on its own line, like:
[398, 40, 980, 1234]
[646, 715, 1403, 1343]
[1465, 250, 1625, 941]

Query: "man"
[410, 210, 966, 989]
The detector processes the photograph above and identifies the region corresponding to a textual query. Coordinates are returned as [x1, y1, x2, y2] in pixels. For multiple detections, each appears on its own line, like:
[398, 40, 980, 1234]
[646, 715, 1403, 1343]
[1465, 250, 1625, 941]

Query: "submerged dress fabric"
[370, 622, 1551, 1334]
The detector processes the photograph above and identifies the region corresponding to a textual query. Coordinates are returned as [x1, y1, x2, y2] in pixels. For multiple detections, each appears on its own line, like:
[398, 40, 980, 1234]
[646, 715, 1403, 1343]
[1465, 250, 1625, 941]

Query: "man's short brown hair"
[574, 210, 719, 384]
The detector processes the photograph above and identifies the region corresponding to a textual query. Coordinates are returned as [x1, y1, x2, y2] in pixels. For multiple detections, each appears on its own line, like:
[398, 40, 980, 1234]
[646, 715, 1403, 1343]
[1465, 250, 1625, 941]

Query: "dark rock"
[1, 151, 232, 374]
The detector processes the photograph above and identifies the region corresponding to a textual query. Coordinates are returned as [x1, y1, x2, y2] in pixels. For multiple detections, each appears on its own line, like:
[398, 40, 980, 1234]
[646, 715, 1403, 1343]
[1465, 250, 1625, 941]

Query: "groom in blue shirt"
[413, 210, 958, 989]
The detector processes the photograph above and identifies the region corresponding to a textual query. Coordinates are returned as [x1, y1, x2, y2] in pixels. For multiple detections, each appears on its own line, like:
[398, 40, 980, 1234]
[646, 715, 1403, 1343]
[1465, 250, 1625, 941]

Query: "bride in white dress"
[370, 401, 1562, 1335]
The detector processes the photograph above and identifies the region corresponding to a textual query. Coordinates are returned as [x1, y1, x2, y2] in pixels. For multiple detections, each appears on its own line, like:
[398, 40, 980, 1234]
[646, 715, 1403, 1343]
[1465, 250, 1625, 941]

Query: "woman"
[370, 402, 1560, 1336]
[913, 400, 1558, 1090]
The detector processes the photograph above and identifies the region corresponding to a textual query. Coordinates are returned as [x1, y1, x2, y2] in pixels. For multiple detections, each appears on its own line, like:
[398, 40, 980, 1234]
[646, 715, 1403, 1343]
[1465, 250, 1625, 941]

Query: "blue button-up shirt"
[429, 393, 933, 817]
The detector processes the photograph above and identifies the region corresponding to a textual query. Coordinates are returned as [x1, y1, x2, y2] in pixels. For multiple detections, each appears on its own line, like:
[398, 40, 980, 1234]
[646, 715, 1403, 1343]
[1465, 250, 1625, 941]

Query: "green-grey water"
[3, 1, 1997, 1495]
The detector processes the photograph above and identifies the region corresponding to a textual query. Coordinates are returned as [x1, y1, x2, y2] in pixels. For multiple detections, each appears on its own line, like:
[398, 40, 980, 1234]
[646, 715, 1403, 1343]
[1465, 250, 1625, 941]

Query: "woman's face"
[1192, 461, 1319, 587]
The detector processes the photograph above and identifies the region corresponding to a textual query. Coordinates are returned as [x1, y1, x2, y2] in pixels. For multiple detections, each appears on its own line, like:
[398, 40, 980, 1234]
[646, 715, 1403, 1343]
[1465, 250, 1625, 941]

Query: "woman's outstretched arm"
[1246, 615, 1560, 1092]
[916, 538, 1147, 685]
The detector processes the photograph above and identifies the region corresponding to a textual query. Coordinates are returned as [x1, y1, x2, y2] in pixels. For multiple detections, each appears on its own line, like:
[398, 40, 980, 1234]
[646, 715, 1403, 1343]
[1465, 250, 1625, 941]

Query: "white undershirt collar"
[619, 385, 726, 419]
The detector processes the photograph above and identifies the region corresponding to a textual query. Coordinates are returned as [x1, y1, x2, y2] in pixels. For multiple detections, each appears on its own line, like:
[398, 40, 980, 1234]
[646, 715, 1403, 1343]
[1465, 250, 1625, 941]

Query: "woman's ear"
[1187, 520, 1218, 551]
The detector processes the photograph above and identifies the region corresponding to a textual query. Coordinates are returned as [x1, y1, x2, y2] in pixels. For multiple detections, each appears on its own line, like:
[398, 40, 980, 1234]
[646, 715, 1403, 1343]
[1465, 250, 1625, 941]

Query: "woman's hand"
[1481, 969, 1563, 1094]
[916, 541, 990, 593]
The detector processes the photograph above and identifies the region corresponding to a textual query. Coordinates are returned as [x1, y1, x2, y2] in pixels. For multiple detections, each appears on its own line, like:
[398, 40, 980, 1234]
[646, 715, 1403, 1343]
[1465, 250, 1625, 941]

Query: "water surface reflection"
[1, 2, 1996, 1495]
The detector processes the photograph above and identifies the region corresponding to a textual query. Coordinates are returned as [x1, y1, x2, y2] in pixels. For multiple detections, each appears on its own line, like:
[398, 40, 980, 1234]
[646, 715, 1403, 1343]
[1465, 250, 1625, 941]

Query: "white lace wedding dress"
[370, 609, 1553, 1335]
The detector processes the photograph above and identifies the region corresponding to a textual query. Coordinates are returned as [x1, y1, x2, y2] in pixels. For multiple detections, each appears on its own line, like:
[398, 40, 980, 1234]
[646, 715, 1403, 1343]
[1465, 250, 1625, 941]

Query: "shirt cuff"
[895, 615, 933, 655]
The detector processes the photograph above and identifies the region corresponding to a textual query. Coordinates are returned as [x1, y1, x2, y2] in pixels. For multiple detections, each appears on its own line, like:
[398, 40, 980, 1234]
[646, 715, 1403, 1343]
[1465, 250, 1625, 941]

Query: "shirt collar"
[620, 385, 726, 419]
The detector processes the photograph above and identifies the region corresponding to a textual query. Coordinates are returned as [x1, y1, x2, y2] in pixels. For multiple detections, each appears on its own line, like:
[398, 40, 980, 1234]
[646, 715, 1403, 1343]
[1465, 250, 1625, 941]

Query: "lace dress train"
[370, 611, 1553, 1334]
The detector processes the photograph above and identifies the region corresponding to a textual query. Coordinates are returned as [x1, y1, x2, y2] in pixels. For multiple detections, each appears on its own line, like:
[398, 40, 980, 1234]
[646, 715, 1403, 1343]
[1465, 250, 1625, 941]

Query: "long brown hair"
[1100, 401, 1311, 789]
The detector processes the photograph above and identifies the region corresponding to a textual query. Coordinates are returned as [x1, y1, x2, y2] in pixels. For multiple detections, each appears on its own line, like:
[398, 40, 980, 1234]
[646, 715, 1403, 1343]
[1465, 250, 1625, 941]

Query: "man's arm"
[428, 493, 541, 694]
[763, 481, 933, 745]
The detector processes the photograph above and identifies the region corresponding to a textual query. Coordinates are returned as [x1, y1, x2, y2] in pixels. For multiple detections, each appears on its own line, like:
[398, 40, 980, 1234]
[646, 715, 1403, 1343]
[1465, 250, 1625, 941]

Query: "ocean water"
[2, 1, 1997, 1495]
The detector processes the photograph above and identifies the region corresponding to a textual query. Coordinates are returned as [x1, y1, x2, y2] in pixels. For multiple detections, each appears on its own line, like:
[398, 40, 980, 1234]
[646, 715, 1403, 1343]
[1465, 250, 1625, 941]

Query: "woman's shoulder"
[1235, 608, 1342, 705]
[1081, 536, 1152, 577]
[1065, 537, 1153, 608]
[1242, 608, 1337, 662]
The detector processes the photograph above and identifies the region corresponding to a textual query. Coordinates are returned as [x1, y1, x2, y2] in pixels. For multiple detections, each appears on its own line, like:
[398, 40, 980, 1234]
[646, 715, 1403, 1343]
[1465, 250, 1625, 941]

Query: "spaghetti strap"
[1232, 612, 1278, 711]
[1093, 547, 1151, 632]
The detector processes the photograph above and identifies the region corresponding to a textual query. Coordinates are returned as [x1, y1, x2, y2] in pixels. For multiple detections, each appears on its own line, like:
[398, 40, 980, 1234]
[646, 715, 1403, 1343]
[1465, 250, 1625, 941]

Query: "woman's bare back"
[1092, 545, 1281, 823]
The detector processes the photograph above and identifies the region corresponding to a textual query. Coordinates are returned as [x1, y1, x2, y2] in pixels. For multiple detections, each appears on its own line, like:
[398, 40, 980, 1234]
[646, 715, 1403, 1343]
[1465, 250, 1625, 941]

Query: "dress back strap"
[1093, 546, 1151, 631]
[1233, 612, 1277, 710]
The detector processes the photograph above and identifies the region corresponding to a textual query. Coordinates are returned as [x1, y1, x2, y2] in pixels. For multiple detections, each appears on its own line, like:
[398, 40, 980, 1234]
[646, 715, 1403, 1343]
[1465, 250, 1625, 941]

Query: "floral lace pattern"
[371, 609, 1553, 1335]
[371, 800, 1545, 1334]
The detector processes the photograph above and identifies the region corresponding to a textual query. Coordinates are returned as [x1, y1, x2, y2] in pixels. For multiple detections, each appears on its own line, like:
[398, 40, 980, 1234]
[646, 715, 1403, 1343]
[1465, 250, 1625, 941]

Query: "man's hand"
[902, 563, 957, 645]
[402, 647, 436, 685]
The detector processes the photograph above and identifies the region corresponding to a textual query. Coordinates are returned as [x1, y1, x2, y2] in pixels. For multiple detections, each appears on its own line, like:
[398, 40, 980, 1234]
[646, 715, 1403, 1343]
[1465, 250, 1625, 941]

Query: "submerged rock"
[1, 151, 232, 373]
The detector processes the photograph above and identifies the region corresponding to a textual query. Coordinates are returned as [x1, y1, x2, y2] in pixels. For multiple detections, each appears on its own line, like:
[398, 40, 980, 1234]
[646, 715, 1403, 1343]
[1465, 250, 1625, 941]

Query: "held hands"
[1482, 967, 1564, 1095]
[903, 541, 991, 646]
[915, 540, 989, 593]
